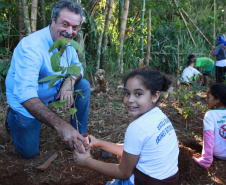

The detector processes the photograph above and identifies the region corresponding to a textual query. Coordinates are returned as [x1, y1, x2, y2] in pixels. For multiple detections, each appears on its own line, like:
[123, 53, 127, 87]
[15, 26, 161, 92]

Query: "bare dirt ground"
[0, 78, 225, 185]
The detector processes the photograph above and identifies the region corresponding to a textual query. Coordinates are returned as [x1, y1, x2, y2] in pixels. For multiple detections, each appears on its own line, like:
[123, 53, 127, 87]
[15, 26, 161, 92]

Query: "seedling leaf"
[67, 64, 81, 75]
[68, 40, 83, 53]
[49, 38, 68, 52]
[51, 99, 68, 108]
[51, 52, 63, 72]
[38, 75, 65, 83]
[69, 108, 77, 119]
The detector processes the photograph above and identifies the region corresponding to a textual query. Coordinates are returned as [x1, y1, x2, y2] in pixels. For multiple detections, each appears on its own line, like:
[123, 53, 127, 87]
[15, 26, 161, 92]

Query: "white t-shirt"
[216, 59, 226, 67]
[181, 66, 200, 82]
[203, 109, 226, 160]
[123, 107, 179, 183]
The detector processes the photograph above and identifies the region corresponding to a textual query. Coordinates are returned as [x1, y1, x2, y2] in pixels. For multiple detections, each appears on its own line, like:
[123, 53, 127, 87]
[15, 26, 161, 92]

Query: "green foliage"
[51, 99, 69, 108]
[0, 48, 12, 82]
[38, 38, 82, 107]
[174, 79, 206, 120]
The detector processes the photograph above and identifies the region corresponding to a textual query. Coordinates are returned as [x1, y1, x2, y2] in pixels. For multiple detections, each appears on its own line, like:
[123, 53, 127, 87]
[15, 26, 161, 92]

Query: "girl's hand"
[87, 135, 100, 149]
[74, 149, 92, 166]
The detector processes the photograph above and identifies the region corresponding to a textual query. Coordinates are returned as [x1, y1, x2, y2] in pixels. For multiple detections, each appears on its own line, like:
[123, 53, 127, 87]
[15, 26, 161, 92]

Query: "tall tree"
[117, 0, 130, 73]
[22, 0, 31, 35]
[31, 0, 38, 32]
[118, 0, 124, 29]
[145, 9, 151, 66]
[40, 0, 46, 28]
[18, 0, 25, 40]
[140, 0, 145, 65]
[75, 0, 86, 67]
[101, 0, 114, 69]
[96, 0, 109, 70]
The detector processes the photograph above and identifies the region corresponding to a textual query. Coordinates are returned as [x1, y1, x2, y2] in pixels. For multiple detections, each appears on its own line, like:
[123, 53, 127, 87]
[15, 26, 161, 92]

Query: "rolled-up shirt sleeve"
[13, 44, 42, 104]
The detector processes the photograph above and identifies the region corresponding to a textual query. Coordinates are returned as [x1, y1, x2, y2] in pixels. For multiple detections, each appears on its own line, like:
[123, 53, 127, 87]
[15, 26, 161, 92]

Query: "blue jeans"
[106, 179, 133, 185]
[7, 78, 90, 159]
[70, 78, 90, 134]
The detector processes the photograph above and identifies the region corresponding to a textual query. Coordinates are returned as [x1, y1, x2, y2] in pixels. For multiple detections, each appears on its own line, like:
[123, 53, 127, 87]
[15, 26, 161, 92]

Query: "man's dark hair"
[188, 54, 196, 60]
[187, 60, 194, 66]
[50, 0, 83, 25]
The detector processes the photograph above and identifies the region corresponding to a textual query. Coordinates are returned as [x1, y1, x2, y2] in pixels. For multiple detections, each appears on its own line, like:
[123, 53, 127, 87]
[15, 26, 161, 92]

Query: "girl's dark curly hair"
[208, 83, 226, 107]
[123, 66, 172, 95]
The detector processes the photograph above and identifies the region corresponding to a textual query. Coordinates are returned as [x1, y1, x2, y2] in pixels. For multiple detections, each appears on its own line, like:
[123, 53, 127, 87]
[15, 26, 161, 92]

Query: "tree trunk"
[213, 0, 216, 44]
[75, 0, 86, 67]
[40, 0, 46, 28]
[22, 0, 31, 35]
[177, 39, 180, 87]
[140, 0, 145, 65]
[31, 0, 38, 33]
[145, 9, 151, 66]
[18, 0, 26, 40]
[96, 0, 109, 70]
[118, 0, 124, 29]
[101, 0, 114, 69]
[117, 0, 130, 73]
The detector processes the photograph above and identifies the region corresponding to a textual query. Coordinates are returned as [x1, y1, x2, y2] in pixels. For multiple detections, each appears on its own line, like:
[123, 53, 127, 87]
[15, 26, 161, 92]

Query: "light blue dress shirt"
[6, 26, 84, 118]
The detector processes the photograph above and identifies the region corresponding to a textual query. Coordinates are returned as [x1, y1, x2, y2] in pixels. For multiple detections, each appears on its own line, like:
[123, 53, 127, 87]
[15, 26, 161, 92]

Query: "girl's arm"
[193, 130, 214, 168]
[75, 150, 139, 179]
[88, 135, 124, 157]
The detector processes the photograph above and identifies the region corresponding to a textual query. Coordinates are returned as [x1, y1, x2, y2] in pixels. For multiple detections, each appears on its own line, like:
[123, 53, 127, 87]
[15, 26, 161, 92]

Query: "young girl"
[193, 83, 226, 168]
[75, 66, 179, 185]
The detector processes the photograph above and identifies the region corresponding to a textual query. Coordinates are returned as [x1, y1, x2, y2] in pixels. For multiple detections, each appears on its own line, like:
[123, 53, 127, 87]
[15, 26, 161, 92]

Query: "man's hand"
[58, 123, 87, 153]
[57, 77, 76, 109]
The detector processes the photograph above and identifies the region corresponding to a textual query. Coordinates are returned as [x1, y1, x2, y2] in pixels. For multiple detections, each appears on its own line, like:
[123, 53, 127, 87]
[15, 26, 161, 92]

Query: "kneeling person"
[181, 60, 203, 85]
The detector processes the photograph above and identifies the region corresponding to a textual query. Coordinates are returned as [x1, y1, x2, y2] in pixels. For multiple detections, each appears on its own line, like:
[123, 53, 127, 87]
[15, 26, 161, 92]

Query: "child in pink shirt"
[193, 83, 226, 167]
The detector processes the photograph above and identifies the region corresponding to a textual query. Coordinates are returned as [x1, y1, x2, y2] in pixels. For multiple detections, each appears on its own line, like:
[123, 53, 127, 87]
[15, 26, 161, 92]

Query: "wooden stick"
[181, 9, 212, 46]
[172, 0, 196, 46]
[149, 52, 205, 55]
[177, 39, 180, 88]
[145, 9, 151, 66]
[36, 152, 58, 170]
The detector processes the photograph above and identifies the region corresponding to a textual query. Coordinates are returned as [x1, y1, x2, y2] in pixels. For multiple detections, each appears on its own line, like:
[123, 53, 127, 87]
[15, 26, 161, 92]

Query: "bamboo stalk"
[124, 5, 142, 41]
[172, 0, 196, 46]
[181, 8, 212, 46]
[96, 0, 109, 70]
[31, 0, 38, 32]
[22, 0, 31, 35]
[214, 0, 216, 44]
[18, 0, 25, 40]
[118, 0, 124, 29]
[7, 16, 11, 52]
[145, 9, 151, 66]
[149, 52, 205, 55]
[140, 0, 145, 64]
[117, 0, 130, 73]
[102, 0, 114, 69]
[40, 0, 46, 28]
[177, 39, 180, 87]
